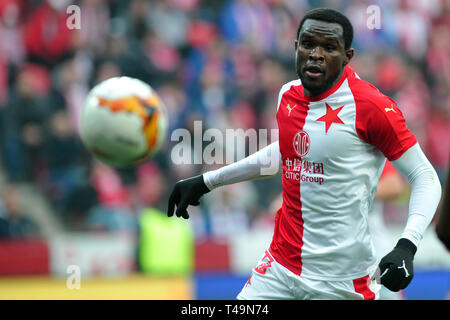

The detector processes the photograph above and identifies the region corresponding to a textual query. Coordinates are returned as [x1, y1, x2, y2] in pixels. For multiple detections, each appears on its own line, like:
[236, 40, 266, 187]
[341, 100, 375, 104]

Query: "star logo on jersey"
[286, 104, 297, 117]
[316, 103, 345, 134]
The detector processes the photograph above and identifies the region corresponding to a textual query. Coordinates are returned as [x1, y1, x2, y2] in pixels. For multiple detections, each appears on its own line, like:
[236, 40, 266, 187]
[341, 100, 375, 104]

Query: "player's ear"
[343, 48, 354, 66]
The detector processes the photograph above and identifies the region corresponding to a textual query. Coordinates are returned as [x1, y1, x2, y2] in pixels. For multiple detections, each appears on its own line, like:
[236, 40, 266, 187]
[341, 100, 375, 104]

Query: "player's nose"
[309, 46, 325, 62]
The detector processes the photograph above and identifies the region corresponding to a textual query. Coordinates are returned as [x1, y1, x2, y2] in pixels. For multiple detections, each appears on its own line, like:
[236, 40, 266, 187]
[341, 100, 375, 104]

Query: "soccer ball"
[80, 77, 168, 168]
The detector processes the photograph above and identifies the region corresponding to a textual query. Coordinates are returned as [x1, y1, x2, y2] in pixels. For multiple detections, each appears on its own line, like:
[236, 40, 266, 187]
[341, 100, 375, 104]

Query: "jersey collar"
[302, 66, 352, 102]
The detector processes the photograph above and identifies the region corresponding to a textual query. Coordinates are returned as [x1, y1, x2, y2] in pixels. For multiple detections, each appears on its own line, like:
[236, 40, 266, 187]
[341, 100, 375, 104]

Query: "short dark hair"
[296, 8, 354, 50]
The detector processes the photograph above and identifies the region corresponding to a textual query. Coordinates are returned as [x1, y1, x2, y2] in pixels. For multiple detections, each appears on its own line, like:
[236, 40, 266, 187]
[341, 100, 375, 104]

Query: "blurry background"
[0, 0, 449, 300]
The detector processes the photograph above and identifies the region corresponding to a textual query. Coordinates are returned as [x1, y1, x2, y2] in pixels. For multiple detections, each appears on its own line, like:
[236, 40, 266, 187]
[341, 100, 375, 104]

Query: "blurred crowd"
[0, 0, 448, 239]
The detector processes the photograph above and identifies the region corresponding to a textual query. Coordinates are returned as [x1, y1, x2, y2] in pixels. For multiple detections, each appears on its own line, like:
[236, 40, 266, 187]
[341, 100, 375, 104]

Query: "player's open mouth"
[304, 65, 324, 78]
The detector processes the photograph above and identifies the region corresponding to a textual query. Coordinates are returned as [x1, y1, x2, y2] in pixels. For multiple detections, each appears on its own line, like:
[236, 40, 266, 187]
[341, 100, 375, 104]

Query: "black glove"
[379, 238, 417, 292]
[167, 175, 211, 219]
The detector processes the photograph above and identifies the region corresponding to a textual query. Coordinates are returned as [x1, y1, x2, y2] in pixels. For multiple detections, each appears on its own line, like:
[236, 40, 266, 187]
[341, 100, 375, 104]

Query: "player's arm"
[167, 141, 282, 219]
[378, 143, 442, 291]
[353, 90, 442, 292]
[391, 144, 442, 245]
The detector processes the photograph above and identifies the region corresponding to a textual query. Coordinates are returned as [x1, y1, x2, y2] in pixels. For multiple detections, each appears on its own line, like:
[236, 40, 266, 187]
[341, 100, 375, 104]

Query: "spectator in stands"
[23, 0, 74, 67]
[1, 63, 52, 182]
[63, 183, 98, 231]
[43, 109, 87, 211]
[0, 184, 39, 239]
[72, 162, 138, 233]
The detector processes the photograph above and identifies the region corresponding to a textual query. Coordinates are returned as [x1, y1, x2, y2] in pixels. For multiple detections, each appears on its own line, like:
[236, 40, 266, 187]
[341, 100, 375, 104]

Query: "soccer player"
[167, 8, 442, 299]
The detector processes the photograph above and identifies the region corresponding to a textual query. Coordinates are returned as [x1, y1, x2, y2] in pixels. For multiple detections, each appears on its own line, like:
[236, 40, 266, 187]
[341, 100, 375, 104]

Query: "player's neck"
[303, 67, 346, 98]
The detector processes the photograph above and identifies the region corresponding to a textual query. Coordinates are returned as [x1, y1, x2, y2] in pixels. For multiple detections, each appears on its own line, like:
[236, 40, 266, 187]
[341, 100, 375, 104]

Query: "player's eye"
[301, 40, 314, 49]
[325, 45, 336, 52]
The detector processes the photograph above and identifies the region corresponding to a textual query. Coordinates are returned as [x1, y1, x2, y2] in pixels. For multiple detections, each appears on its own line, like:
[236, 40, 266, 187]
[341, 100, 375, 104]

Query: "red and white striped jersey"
[270, 65, 417, 280]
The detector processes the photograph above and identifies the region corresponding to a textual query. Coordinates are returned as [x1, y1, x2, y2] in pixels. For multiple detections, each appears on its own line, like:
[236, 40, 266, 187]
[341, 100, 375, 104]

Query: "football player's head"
[295, 8, 354, 97]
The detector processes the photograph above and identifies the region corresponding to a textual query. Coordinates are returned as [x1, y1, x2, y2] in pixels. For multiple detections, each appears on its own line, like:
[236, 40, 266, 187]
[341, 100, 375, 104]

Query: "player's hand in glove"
[167, 175, 211, 219]
[378, 238, 417, 292]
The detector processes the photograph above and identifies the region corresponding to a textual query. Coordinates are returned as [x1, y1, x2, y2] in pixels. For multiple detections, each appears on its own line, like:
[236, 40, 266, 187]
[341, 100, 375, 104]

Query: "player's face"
[295, 19, 353, 97]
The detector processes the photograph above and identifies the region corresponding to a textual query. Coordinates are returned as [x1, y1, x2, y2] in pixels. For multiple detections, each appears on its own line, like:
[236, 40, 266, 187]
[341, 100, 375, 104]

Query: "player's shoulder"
[279, 79, 302, 96]
[347, 71, 399, 117]
[277, 79, 302, 110]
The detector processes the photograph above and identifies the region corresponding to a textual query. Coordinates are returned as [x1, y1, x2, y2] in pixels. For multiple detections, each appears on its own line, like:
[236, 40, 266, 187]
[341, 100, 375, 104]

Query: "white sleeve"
[203, 141, 282, 190]
[391, 143, 442, 247]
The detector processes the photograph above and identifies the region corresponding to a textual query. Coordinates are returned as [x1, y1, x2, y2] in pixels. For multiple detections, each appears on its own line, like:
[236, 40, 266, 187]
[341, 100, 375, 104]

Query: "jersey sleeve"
[392, 144, 442, 246]
[354, 87, 417, 161]
[203, 141, 282, 190]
